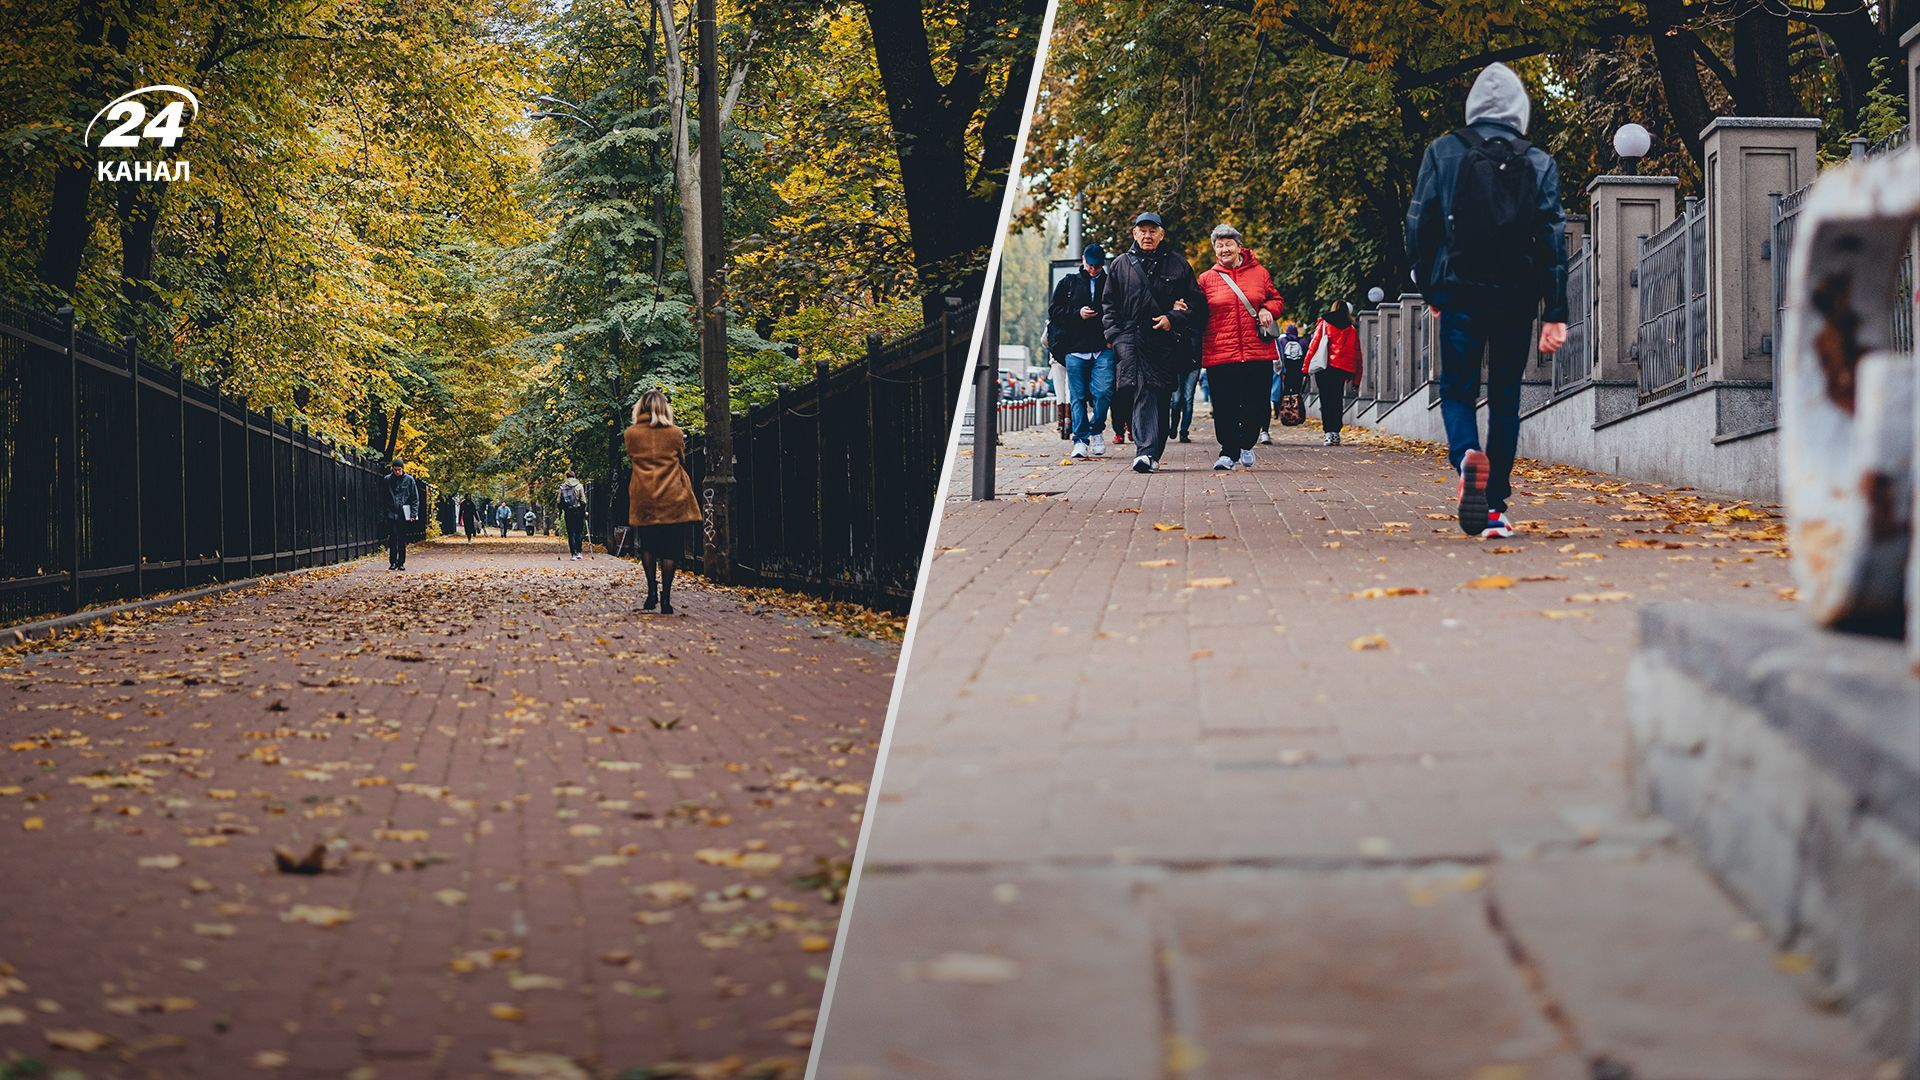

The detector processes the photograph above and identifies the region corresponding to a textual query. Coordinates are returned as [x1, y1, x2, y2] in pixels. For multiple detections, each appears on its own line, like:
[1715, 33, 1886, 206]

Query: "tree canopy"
[1019, 0, 1913, 318]
[1, 0, 1040, 506]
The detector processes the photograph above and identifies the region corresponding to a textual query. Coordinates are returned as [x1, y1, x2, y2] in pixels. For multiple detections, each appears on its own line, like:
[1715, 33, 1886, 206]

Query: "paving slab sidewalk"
[814, 417, 1890, 1080]
[0, 534, 895, 1079]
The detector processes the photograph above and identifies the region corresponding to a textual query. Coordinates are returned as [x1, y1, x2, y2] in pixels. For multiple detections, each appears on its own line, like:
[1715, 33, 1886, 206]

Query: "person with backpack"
[1102, 212, 1207, 474]
[558, 470, 588, 559]
[1302, 301, 1363, 445]
[1272, 322, 1307, 432]
[1195, 224, 1285, 470]
[1406, 62, 1568, 540]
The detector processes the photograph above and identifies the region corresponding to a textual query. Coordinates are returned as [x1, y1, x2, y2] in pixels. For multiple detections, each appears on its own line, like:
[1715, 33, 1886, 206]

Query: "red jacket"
[1304, 317, 1363, 382]
[1197, 253, 1284, 368]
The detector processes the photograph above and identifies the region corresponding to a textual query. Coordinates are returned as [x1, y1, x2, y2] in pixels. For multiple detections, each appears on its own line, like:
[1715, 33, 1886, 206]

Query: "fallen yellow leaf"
[1350, 586, 1426, 599]
[1137, 559, 1177, 568]
[45, 1028, 112, 1052]
[1461, 575, 1514, 589]
[489, 1003, 526, 1022]
[1152, 522, 1184, 531]
[1349, 634, 1390, 651]
[1185, 577, 1234, 589]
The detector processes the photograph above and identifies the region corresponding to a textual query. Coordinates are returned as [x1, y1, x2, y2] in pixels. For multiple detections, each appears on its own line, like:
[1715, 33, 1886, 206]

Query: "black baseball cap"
[1133, 211, 1164, 228]
[1082, 243, 1106, 266]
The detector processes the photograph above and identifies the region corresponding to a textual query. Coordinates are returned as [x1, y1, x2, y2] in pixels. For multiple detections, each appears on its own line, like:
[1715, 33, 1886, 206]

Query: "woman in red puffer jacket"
[1302, 300, 1363, 445]
[1196, 224, 1284, 470]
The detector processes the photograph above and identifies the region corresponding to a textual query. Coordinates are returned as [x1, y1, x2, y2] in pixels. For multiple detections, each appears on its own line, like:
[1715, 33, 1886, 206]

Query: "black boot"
[659, 588, 674, 615]
[643, 584, 659, 611]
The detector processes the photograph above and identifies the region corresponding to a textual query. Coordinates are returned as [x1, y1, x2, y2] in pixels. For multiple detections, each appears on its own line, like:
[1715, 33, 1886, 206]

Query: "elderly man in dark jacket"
[1101, 212, 1207, 473]
[384, 459, 423, 570]
[1405, 62, 1567, 540]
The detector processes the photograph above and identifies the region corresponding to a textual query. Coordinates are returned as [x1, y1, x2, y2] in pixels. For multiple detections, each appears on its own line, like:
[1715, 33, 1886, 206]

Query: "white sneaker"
[1090, 434, 1106, 457]
[1132, 454, 1155, 473]
[1071, 441, 1088, 459]
[1239, 449, 1255, 468]
[1213, 455, 1235, 471]
[1258, 430, 1271, 445]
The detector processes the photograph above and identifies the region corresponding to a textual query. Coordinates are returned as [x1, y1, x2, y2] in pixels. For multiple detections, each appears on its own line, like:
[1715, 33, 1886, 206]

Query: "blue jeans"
[1064, 349, 1115, 440]
[1167, 367, 1200, 437]
[1436, 305, 1533, 513]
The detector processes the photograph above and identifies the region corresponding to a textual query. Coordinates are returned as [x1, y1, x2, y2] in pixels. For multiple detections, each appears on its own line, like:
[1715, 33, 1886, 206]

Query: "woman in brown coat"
[624, 390, 702, 614]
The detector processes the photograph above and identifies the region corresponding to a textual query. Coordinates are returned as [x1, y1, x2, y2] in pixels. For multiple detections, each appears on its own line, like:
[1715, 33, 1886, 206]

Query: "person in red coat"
[1195, 225, 1284, 470]
[1302, 301, 1363, 445]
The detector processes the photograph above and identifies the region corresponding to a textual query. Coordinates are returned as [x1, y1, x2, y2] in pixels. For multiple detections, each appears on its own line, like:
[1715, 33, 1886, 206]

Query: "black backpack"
[1446, 128, 1536, 289]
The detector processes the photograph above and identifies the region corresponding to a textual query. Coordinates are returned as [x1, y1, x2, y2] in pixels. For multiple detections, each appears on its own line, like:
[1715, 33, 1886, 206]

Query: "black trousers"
[564, 506, 586, 555]
[1209, 361, 1270, 458]
[387, 515, 407, 568]
[1314, 368, 1350, 434]
[1129, 384, 1171, 462]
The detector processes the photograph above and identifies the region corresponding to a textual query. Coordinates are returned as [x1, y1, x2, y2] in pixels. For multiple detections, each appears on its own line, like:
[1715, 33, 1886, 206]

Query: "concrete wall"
[1351, 379, 1780, 502]
[1629, 605, 1920, 1070]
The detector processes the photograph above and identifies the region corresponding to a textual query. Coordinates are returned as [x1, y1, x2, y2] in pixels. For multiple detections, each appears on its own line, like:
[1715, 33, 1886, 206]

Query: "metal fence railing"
[0, 298, 421, 627]
[1556, 237, 1595, 394]
[1635, 196, 1709, 402]
[591, 303, 974, 613]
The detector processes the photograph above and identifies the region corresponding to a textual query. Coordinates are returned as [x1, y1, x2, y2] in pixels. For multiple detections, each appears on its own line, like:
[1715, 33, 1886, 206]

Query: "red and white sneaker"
[1481, 509, 1515, 539]
[1456, 449, 1489, 537]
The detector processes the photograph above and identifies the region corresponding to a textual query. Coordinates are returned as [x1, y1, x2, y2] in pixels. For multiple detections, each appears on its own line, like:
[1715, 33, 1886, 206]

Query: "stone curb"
[4, 556, 378, 645]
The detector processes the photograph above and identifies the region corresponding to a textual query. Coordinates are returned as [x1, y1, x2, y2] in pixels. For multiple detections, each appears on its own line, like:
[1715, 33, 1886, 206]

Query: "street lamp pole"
[696, 0, 733, 581]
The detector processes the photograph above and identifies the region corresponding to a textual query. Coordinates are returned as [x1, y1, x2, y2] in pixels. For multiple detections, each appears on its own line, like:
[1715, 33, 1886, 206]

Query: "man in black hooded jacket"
[1101, 212, 1206, 473]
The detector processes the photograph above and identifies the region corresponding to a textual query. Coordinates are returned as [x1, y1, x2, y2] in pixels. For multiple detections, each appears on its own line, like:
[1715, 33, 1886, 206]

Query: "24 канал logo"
[86, 84, 198, 182]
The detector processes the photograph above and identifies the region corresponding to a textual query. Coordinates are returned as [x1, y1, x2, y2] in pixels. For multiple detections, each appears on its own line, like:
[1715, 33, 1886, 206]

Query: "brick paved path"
[814, 416, 1889, 1079]
[0, 534, 894, 1079]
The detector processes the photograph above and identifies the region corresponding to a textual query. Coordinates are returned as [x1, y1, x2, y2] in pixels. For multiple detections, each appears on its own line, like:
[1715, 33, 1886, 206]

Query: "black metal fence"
[1635, 195, 1709, 402]
[592, 303, 975, 613]
[1555, 236, 1595, 393]
[0, 298, 423, 627]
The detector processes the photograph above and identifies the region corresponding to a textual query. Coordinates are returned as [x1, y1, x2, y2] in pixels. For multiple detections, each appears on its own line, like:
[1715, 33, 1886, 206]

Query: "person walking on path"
[523, 507, 537, 535]
[1406, 61, 1568, 539]
[1303, 301, 1363, 446]
[458, 495, 479, 543]
[1102, 211, 1206, 473]
[1271, 321, 1306, 432]
[1196, 224, 1285, 470]
[495, 501, 512, 537]
[624, 390, 702, 614]
[559, 470, 589, 560]
[383, 459, 422, 571]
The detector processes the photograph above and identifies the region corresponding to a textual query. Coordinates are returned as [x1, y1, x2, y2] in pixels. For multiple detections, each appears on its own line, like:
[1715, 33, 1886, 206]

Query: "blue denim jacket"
[1404, 122, 1569, 322]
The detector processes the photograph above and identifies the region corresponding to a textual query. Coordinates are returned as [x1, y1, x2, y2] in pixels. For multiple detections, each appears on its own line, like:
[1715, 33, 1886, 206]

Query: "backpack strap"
[1454, 125, 1531, 156]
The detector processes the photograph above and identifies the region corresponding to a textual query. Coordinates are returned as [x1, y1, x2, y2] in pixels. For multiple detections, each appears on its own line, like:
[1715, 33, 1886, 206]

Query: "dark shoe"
[660, 598, 674, 615]
[1457, 449, 1490, 537]
[643, 590, 659, 611]
[1178, 434, 1192, 443]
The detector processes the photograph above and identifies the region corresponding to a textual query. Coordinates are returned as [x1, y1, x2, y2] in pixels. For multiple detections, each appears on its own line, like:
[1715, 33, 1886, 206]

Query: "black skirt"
[633, 522, 688, 558]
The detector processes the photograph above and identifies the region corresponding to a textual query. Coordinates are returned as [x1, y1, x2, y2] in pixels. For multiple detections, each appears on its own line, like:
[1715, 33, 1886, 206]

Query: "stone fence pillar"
[1588, 175, 1677, 382]
[1701, 117, 1822, 382]
[1356, 309, 1380, 398]
[1374, 300, 1401, 405]
[1394, 293, 1423, 403]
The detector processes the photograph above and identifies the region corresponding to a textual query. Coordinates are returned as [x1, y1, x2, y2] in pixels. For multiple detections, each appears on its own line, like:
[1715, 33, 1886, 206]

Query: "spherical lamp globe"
[1613, 124, 1652, 173]
[1366, 287, 1385, 305]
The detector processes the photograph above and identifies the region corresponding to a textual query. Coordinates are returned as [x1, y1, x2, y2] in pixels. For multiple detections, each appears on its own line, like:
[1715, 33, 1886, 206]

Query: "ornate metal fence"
[1635, 196, 1709, 401]
[0, 298, 417, 627]
[593, 304, 974, 613]
[1555, 237, 1595, 393]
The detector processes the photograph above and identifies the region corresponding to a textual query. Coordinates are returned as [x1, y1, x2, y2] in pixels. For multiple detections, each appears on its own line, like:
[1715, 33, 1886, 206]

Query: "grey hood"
[1465, 62, 1530, 135]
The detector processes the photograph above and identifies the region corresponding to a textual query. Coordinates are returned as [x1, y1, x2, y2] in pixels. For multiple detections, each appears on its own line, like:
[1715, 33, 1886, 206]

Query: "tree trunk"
[1647, 0, 1717, 162]
[864, 1, 1013, 322]
[116, 181, 165, 333]
[35, 0, 125, 296]
[1732, 6, 1800, 116]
